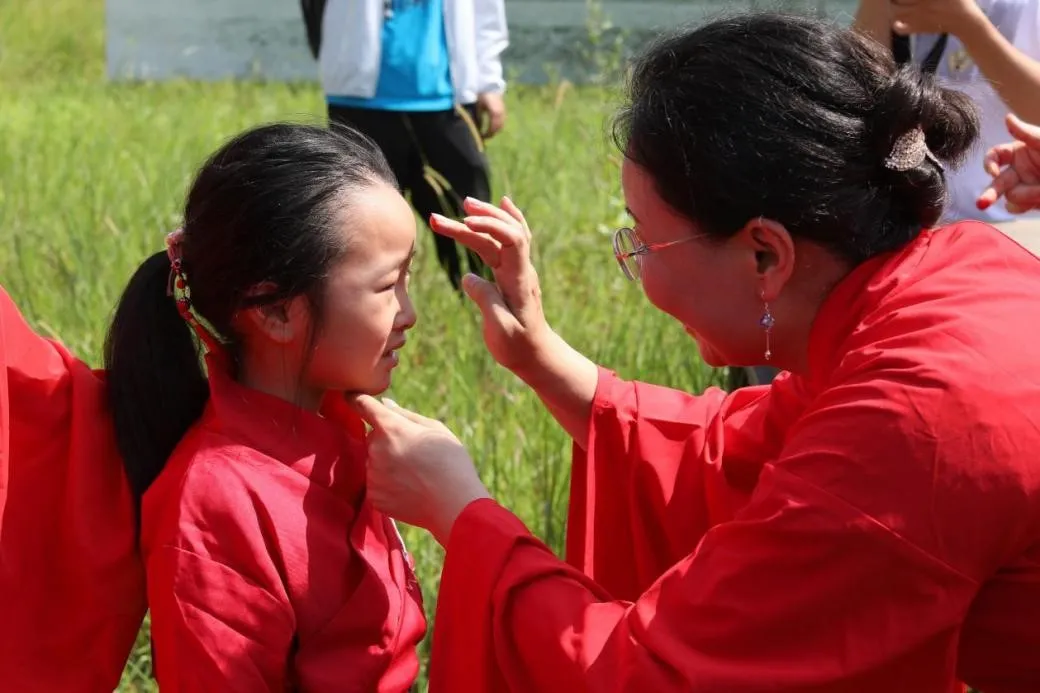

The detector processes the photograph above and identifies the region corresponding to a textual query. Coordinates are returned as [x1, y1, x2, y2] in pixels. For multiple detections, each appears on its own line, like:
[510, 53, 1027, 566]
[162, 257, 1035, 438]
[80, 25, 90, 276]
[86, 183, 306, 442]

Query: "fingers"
[983, 143, 1016, 177]
[1007, 113, 1040, 149]
[430, 200, 531, 270]
[484, 111, 506, 139]
[1005, 184, 1040, 211]
[499, 196, 532, 238]
[459, 215, 527, 250]
[977, 187, 997, 211]
[382, 400, 442, 427]
[980, 168, 1021, 208]
[480, 113, 495, 139]
[462, 196, 522, 229]
[891, 19, 913, 35]
[350, 393, 446, 435]
[462, 273, 522, 327]
[458, 197, 532, 245]
[349, 394, 399, 429]
[430, 214, 504, 267]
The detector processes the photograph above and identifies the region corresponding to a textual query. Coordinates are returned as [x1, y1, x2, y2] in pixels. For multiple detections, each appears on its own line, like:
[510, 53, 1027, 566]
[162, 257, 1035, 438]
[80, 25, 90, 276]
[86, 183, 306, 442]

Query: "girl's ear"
[236, 283, 311, 345]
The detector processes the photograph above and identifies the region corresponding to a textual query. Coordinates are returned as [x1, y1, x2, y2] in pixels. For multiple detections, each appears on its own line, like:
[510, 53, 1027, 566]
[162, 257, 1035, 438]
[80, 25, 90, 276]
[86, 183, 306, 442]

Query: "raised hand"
[431, 197, 551, 373]
[978, 113, 1040, 214]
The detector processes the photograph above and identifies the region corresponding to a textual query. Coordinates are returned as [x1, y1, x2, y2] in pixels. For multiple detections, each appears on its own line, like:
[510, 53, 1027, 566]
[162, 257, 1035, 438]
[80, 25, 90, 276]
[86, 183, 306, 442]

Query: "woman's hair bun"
[871, 64, 980, 169]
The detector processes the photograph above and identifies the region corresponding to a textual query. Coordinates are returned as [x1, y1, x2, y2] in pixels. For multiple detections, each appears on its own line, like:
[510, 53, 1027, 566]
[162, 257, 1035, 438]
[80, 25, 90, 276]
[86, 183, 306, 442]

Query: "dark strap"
[891, 31, 950, 74]
[300, 0, 328, 60]
[892, 33, 912, 65]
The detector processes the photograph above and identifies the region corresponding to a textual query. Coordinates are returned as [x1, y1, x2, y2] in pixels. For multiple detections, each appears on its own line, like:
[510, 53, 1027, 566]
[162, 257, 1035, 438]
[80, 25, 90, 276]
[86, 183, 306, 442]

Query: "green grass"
[0, 1, 722, 690]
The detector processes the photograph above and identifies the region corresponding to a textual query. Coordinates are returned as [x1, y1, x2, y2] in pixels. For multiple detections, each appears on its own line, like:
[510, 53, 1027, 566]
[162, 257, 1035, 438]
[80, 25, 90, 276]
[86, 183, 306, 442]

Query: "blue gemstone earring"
[759, 297, 775, 361]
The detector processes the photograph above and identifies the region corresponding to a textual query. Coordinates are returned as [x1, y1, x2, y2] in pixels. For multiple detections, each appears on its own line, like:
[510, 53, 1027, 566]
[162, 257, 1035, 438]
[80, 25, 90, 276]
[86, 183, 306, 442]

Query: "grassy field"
[0, 1, 723, 689]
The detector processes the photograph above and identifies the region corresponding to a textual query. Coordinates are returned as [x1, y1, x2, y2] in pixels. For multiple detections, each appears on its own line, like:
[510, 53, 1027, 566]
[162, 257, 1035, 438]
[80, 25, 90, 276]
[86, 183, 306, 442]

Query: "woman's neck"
[775, 245, 852, 374]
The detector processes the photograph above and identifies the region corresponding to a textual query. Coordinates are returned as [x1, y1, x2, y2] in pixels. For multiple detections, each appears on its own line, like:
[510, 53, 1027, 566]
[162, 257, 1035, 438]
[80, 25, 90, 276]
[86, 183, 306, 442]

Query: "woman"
[105, 123, 425, 690]
[350, 13, 1040, 692]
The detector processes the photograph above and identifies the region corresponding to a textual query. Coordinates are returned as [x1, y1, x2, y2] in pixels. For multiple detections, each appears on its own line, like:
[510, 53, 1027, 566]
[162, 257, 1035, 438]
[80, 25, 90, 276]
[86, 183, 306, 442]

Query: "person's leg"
[726, 366, 750, 391]
[327, 105, 416, 197]
[405, 105, 492, 292]
[748, 365, 781, 386]
[726, 365, 781, 390]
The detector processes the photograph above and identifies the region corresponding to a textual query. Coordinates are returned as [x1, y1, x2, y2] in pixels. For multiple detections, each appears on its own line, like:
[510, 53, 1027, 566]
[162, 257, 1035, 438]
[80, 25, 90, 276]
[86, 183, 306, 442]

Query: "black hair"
[613, 12, 981, 264]
[104, 122, 396, 518]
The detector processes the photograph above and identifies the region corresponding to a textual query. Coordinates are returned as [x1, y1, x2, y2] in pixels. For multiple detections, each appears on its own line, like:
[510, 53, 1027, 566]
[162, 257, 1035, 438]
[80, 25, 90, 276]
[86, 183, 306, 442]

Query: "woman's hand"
[978, 113, 1040, 214]
[350, 395, 491, 546]
[431, 197, 551, 375]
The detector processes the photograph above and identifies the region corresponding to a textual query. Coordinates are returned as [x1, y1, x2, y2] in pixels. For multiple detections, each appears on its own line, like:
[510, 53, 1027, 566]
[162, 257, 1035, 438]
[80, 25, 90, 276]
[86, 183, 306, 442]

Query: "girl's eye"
[381, 267, 412, 292]
[382, 272, 411, 292]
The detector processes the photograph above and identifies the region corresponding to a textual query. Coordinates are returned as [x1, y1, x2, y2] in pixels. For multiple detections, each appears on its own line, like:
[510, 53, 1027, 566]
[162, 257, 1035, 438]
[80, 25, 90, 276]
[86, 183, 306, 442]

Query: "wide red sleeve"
[0, 284, 72, 524]
[147, 544, 297, 691]
[429, 377, 978, 692]
[0, 285, 145, 690]
[566, 367, 807, 599]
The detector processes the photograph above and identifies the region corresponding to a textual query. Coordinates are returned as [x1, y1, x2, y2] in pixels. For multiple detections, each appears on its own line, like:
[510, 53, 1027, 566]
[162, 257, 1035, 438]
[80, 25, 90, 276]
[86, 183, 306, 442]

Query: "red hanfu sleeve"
[0, 284, 145, 691]
[0, 284, 76, 522]
[566, 366, 806, 599]
[429, 371, 977, 692]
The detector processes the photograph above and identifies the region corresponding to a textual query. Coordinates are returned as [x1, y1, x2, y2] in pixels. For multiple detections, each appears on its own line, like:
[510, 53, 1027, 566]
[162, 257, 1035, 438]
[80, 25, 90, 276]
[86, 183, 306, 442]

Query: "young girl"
[104, 122, 425, 690]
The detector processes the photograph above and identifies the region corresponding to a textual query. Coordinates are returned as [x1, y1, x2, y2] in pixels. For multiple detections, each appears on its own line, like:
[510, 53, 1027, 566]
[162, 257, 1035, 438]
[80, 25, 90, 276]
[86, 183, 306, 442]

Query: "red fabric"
[0, 285, 146, 692]
[429, 221, 1040, 693]
[141, 361, 426, 691]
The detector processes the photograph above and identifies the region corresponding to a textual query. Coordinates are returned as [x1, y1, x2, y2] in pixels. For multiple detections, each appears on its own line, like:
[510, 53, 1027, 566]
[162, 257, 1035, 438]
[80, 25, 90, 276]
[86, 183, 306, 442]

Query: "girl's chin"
[364, 377, 392, 396]
[343, 375, 392, 398]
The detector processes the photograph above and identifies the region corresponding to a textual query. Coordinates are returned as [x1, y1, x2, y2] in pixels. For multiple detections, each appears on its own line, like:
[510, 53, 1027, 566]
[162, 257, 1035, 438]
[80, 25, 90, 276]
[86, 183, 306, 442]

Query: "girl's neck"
[238, 349, 325, 412]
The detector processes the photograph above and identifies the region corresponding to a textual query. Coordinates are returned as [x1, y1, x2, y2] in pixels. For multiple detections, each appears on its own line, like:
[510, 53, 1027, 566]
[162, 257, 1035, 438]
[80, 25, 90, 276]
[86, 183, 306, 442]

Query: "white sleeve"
[473, 0, 509, 94]
[1012, 0, 1040, 59]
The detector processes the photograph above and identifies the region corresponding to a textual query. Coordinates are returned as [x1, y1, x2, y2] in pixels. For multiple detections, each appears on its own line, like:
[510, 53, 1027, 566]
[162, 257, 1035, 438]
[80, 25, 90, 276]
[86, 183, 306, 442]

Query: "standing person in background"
[854, 0, 1040, 224]
[301, 0, 508, 293]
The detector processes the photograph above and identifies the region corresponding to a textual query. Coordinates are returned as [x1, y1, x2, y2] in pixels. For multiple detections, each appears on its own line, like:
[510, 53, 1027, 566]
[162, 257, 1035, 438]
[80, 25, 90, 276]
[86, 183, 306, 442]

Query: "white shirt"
[318, 0, 508, 106]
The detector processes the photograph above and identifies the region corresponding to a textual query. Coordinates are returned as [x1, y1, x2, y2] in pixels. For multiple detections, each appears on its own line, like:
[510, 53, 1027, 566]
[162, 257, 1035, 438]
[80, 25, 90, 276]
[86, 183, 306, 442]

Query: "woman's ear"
[737, 216, 796, 302]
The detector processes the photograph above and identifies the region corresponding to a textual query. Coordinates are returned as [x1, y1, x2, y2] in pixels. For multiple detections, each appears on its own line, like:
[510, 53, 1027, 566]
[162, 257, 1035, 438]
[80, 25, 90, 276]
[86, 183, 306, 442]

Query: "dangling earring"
[759, 295, 775, 361]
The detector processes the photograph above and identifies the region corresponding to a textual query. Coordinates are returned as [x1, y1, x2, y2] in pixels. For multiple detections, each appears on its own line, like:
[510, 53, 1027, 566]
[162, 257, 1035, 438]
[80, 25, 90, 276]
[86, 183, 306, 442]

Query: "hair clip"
[884, 128, 942, 171]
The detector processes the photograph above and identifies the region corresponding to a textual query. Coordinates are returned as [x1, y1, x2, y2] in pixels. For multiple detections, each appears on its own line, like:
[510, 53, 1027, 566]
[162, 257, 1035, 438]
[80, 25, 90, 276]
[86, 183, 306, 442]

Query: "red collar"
[202, 354, 369, 492]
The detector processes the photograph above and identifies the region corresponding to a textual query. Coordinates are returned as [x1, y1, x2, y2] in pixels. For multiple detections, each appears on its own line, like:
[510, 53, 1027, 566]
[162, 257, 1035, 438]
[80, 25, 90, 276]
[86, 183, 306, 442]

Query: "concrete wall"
[106, 0, 860, 83]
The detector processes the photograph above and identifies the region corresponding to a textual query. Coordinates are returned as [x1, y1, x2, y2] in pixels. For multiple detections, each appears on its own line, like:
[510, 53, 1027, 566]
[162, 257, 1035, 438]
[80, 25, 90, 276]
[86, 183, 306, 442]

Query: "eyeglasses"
[612, 226, 699, 281]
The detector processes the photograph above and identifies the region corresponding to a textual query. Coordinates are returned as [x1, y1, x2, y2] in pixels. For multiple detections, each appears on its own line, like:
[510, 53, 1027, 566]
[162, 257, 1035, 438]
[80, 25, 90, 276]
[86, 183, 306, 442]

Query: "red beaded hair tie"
[165, 228, 223, 355]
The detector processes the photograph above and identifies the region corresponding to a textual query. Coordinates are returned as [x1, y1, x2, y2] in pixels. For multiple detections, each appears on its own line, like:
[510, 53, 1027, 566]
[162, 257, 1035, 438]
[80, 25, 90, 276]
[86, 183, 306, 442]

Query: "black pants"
[328, 103, 491, 292]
